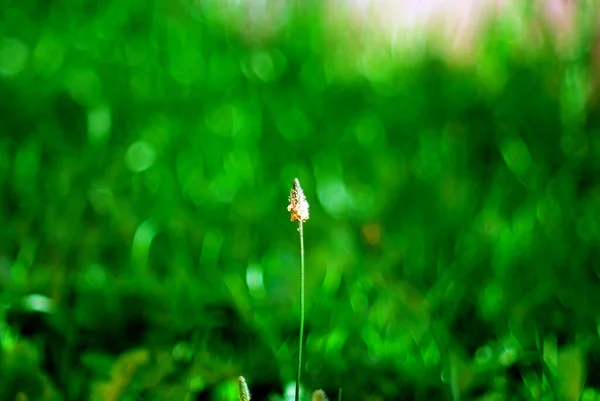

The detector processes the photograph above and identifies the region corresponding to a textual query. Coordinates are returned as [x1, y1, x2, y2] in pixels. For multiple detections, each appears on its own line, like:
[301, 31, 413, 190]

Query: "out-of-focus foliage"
[1, 0, 600, 400]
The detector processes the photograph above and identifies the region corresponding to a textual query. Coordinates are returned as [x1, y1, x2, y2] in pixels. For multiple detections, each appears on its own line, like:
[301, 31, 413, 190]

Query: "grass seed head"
[288, 178, 309, 223]
[238, 376, 251, 401]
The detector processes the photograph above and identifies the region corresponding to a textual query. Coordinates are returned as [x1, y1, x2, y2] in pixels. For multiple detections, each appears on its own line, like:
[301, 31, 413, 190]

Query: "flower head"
[312, 389, 328, 401]
[238, 376, 251, 401]
[287, 178, 309, 223]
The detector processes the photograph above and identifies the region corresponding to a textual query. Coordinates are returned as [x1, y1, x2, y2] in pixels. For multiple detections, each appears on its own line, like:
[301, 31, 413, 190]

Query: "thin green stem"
[295, 221, 305, 401]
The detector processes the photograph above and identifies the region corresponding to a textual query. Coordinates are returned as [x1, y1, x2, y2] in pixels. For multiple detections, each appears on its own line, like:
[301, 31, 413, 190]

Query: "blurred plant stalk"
[288, 178, 310, 401]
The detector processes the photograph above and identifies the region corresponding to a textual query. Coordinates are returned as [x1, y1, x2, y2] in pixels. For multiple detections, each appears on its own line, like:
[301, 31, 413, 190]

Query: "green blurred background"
[1, 0, 600, 400]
